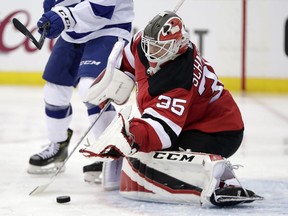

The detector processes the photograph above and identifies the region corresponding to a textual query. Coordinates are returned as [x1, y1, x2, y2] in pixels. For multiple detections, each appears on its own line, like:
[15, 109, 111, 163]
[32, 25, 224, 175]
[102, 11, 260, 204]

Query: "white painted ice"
[0, 86, 287, 216]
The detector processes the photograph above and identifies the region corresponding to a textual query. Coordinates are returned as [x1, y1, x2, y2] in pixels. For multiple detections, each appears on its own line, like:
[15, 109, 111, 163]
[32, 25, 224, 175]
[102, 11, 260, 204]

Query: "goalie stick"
[29, 100, 112, 195]
[12, 18, 49, 50]
[173, 0, 185, 13]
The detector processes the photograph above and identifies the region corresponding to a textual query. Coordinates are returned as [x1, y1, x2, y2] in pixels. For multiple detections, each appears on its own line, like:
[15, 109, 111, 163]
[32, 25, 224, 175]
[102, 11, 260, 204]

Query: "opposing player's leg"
[28, 37, 84, 174]
[78, 77, 116, 182]
[28, 83, 74, 174]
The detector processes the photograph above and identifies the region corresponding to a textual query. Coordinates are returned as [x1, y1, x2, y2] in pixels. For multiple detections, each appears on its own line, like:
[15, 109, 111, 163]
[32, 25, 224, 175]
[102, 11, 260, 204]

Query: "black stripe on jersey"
[127, 157, 203, 194]
[136, 42, 194, 97]
[147, 48, 194, 97]
[142, 113, 178, 146]
[138, 41, 194, 98]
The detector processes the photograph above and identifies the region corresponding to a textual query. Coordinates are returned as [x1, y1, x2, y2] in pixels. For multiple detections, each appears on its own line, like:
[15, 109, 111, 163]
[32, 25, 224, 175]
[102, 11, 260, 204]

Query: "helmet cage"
[141, 36, 177, 63]
[141, 11, 189, 74]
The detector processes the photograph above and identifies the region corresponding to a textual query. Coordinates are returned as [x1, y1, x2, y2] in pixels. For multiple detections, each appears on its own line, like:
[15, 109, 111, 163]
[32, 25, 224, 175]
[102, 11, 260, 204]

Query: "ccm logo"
[153, 152, 195, 162]
[59, 10, 71, 29]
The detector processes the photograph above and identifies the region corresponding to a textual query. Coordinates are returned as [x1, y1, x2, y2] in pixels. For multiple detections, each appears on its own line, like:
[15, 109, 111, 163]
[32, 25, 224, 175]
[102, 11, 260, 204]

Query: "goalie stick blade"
[29, 184, 50, 196]
[29, 175, 56, 196]
[29, 101, 112, 195]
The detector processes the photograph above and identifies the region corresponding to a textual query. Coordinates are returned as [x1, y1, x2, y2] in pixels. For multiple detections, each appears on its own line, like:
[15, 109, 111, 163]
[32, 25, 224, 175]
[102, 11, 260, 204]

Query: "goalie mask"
[141, 11, 189, 75]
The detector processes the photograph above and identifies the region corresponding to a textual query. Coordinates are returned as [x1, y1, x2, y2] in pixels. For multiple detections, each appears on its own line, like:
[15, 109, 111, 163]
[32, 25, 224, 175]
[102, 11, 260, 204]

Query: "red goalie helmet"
[141, 11, 189, 74]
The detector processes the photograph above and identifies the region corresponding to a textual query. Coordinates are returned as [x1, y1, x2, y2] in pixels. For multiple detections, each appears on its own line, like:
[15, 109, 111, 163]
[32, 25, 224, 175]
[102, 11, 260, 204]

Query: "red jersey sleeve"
[130, 87, 193, 152]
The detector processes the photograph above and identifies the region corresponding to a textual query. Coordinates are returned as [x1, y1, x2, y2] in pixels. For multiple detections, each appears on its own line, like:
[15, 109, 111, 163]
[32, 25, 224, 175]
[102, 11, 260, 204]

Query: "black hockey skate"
[83, 162, 103, 183]
[27, 129, 73, 174]
[210, 186, 264, 207]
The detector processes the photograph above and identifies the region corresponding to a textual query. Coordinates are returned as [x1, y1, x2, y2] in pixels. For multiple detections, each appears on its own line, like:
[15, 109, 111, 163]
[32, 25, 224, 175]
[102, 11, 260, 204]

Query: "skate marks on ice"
[0, 87, 288, 215]
[0, 171, 288, 216]
[0, 136, 287, 216]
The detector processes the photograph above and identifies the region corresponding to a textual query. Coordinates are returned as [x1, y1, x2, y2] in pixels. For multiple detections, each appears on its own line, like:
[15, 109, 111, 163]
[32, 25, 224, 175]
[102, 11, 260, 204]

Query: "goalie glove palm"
[80, 105, 139, 161]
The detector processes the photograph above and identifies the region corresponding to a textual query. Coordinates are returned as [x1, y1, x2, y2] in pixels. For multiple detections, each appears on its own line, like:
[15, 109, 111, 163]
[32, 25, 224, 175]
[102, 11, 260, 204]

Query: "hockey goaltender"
[80, 11, 263, 207]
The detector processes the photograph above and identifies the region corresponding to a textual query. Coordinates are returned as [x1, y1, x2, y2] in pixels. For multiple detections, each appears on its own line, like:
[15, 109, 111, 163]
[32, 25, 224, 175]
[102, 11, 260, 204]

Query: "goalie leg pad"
[119, 151, 263, 206]
[119, 151, 226, 205]
[102, 158, 123, 191]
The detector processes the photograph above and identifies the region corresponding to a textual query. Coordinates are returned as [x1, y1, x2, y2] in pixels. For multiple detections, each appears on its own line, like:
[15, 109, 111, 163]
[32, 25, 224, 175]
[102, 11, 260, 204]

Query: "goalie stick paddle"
[29, 100, 112, 196]
[12, 18, 49, 50]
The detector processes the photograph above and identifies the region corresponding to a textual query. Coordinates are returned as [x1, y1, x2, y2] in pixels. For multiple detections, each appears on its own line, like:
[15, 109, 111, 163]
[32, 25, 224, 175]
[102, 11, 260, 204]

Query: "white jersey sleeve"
[54, 0, 134, 43]
[55, 0, 82, 7]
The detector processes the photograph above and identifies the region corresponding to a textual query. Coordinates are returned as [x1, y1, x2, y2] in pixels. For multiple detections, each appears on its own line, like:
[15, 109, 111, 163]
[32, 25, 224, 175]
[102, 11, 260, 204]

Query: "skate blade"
[84, 171, 102, 184]
[215, 194, 264, 203]
[27, 163, 65, 175]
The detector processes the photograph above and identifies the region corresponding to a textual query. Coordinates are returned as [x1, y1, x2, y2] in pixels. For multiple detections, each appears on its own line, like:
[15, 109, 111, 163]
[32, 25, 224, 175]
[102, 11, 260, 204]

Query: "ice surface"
[0, 86, 287, 216]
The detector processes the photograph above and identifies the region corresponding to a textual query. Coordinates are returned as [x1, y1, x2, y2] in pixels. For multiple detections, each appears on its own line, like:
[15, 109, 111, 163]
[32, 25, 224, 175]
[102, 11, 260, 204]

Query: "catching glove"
[80, 105, 139, 161]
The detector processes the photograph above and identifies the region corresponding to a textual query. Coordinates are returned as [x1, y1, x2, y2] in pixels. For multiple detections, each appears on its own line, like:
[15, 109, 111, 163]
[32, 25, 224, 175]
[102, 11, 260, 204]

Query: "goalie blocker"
[117, 151, 263, 207]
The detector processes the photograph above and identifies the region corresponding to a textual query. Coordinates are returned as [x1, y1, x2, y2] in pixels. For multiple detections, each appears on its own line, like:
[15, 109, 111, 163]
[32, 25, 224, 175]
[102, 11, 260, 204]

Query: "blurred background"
[0, 1, 288, 215]
[1, 0, 288, 93]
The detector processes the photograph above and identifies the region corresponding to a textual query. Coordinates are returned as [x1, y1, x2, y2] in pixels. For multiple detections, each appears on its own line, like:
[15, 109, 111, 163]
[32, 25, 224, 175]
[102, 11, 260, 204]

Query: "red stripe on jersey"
[130, 118, 163, 152]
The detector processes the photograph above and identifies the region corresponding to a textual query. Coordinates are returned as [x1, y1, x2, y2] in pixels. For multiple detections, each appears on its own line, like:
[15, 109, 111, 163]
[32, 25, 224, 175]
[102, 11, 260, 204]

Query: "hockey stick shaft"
[29, 100, 112, 196]
[12, 18, 49, 50]
[37, 25, 48, 49]
[173, 0, 185, 13]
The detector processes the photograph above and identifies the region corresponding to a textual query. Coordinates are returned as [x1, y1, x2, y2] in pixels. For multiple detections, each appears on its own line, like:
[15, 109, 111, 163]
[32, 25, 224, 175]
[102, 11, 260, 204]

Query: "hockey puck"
[56, 196, 71, 203]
